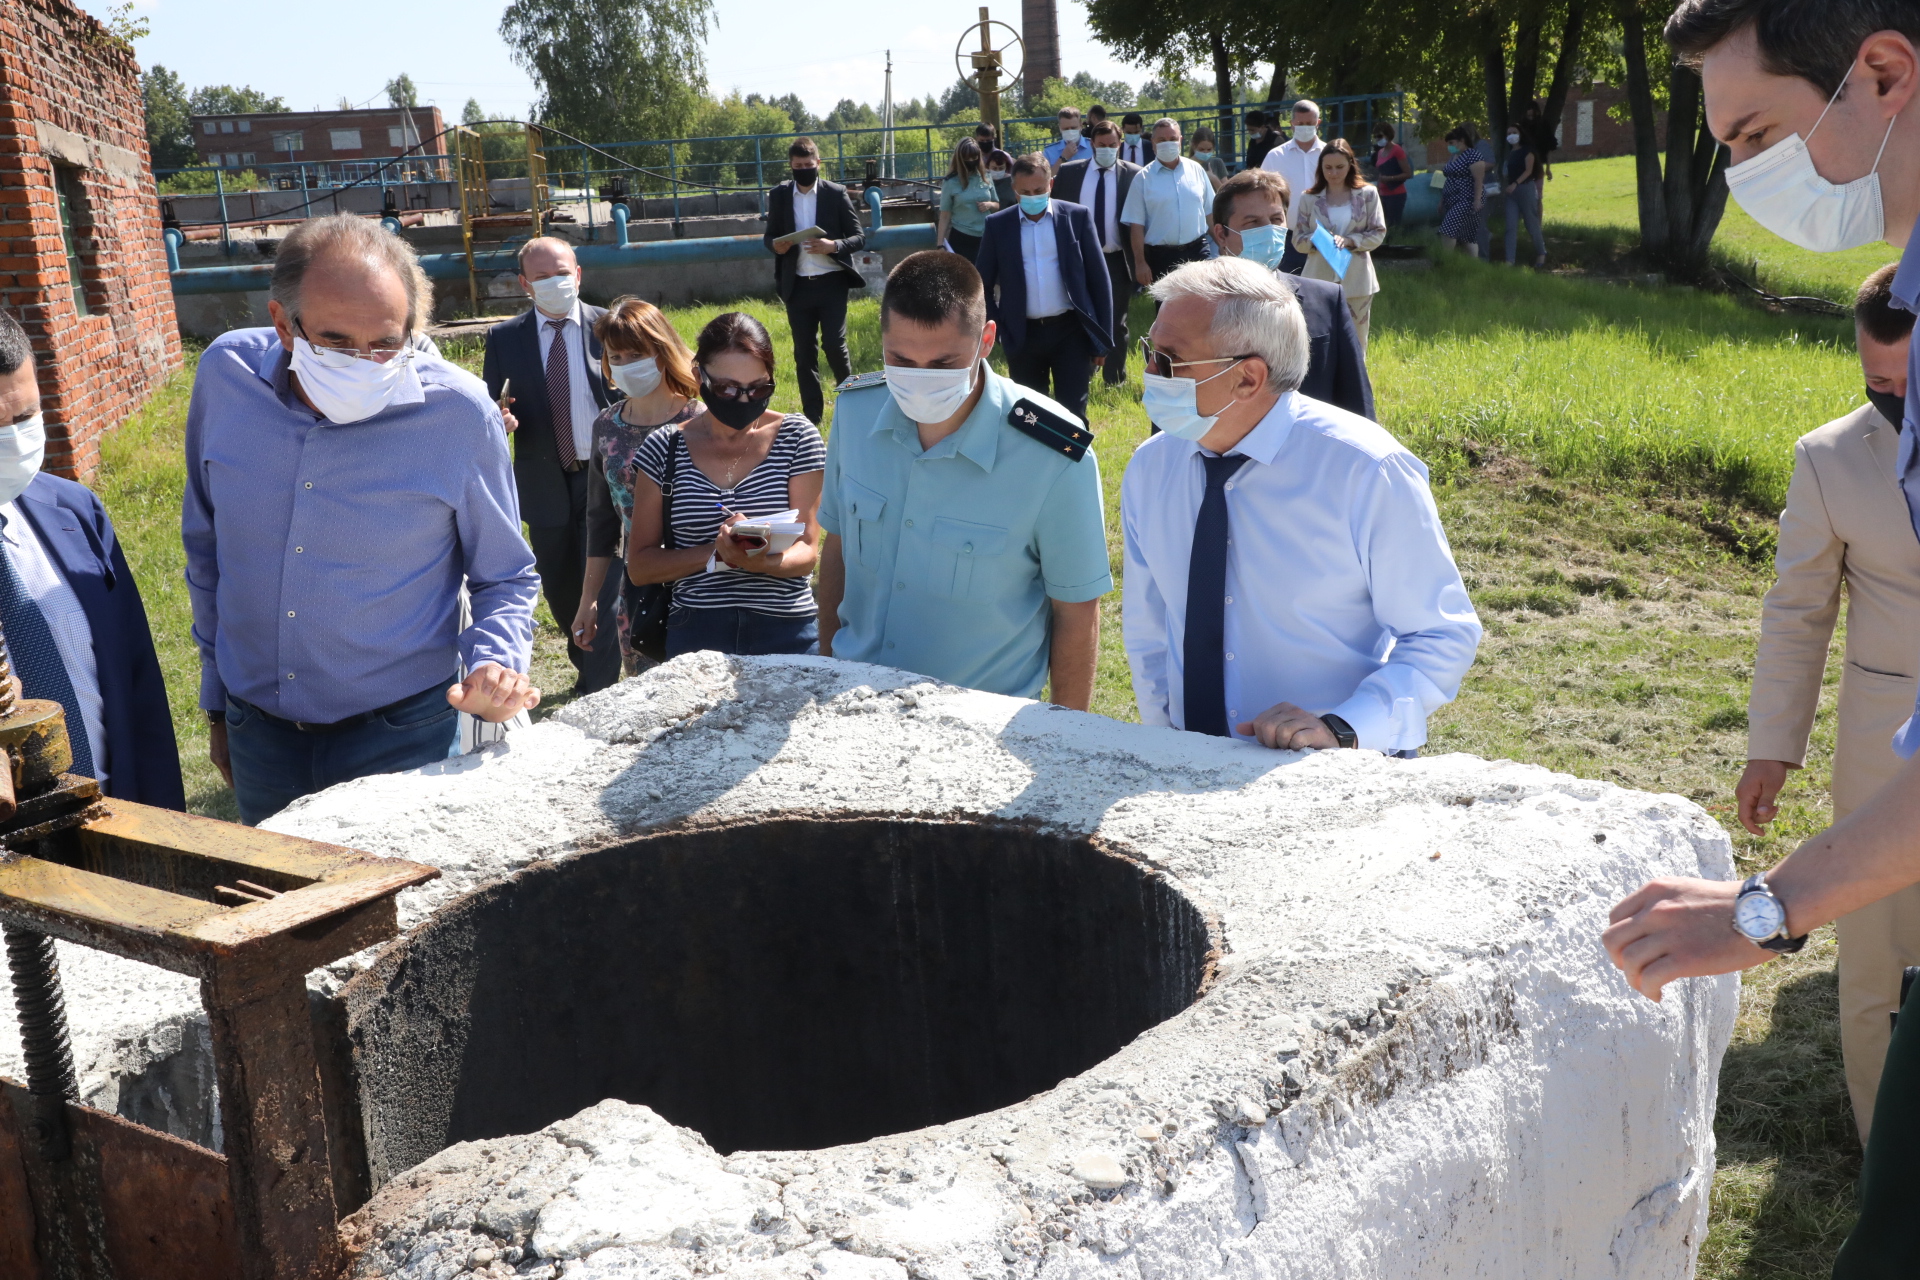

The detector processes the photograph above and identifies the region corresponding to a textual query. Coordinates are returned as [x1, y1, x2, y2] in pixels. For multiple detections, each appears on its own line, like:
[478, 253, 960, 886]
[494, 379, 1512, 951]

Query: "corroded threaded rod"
[4, 923, 77, 1101]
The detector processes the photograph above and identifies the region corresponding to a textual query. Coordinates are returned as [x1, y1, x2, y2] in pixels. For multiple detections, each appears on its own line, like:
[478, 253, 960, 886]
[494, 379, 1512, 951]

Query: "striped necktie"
[545, 317, 579, 467]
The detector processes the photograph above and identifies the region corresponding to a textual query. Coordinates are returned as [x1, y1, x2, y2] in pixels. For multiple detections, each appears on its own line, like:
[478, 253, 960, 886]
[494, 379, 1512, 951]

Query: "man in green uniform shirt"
[817, 251, 1112, 706]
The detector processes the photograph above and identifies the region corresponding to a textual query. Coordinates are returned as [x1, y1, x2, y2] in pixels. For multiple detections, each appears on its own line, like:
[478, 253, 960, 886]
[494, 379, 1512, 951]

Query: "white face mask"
[1725, 73, 1898, 254]
[610, 356, 662, 399]
[1294, 125, 1318, 143]
[1140, 360, 1246, 441]
[529, 271, 579, 315]
[289, 337, 422, 425]
[1060, 128, 1081, 143]
[884, 361, 977, 424]
[1506, 132, 1520, 146]
[987, 169, 1007, 181]
[0, 413, 45, 505]
[1155, 140, 1182, 164]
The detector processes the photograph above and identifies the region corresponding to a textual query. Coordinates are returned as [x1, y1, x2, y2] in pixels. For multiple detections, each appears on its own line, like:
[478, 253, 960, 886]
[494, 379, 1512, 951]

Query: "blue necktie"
[0, 518, 94, 778]
[1182, 453, 1249, 737]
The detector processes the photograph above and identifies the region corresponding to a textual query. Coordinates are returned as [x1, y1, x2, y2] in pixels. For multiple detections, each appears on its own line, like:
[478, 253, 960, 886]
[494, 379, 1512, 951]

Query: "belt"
[562, 460, 588, 473]
[234, 678, 454, 734]
[1027, 312, 1076, 325]
[1147, 237, 1206, 253]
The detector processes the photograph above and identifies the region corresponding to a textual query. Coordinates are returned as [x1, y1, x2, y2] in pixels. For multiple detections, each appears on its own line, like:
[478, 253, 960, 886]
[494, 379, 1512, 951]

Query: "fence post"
[669, 140, 682, 224]
[216, 167, 230, 254]
[754, 136, 764, 209]
[835, 129, 846, 184]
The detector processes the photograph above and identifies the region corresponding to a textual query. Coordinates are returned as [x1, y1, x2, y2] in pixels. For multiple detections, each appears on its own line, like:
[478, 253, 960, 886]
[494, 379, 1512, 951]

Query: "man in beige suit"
[1739, 263, 1920, 1140]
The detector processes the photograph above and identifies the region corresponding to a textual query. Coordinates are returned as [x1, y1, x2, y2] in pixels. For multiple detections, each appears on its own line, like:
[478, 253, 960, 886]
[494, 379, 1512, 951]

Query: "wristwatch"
[206, 709, 225, 726]
[1732, 873, 1807, 953]
[1319, 714, 1358, 750]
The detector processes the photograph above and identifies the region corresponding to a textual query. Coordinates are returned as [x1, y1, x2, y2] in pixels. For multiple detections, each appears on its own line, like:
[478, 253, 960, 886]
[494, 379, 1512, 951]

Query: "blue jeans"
[1504, 181, 1543, 264]
[225, 679, 460, 826]
[665, 607, 818, 659]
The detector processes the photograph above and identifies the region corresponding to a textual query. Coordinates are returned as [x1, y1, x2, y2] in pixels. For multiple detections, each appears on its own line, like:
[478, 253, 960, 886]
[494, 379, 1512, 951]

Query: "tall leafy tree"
[386, 73, 419, 109]
[500, 0, 713, 144]
[462, 98, 487, 125]
[142, 65, 196, 170]
[1615, 0, 1728, 275]
[188, 84, 288, 116]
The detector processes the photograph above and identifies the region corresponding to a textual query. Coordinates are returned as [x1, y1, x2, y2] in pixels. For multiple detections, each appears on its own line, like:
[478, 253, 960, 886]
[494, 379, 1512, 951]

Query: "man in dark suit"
[482, 235, 621, 694]
[974, 154, 1112, 425]
[1244, 110, 1282, 171]
[1117, 113, 1150, 168]
[1208, 169, 1374, 419]
[1054, 120, 1143, 385]
[0, 312, 182, 809]
[762, 136, 867, 426]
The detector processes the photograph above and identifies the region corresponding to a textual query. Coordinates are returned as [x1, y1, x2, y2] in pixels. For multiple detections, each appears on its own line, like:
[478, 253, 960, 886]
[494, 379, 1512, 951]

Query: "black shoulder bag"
[623, 429, 679, 663]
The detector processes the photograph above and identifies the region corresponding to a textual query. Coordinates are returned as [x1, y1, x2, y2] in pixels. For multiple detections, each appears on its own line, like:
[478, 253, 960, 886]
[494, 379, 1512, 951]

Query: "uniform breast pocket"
[932, 517, 1010, 601]
[843, 477, 890, 570]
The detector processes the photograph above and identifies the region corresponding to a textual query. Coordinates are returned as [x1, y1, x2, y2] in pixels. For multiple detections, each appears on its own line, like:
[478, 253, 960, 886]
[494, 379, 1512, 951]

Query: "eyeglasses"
[295, 320, 413, 366]
[1138, 338, 1255, 380]
[701, 373, 775, 402]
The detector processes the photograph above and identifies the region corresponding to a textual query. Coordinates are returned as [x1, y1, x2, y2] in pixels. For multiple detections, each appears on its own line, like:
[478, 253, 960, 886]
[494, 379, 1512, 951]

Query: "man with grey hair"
[1121, 118, 1213, 287]
[1261, 100, 1324, 275]
[1120, 256, 1480, 751]
[184, 213, 541, 824]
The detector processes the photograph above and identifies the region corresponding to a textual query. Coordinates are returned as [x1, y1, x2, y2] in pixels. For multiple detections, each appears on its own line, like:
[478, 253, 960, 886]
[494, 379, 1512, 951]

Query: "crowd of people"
[0, 0, 1912, 1266]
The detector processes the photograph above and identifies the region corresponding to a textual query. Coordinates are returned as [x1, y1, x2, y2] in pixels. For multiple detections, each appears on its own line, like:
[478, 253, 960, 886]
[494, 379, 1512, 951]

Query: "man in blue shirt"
[183, 214, 541, 825]
[1041, 106, 1087, 173]
[1603, 6, 1920, 1272]
[1121, 118, 1214, 289]
[817, 251, 1111, 705]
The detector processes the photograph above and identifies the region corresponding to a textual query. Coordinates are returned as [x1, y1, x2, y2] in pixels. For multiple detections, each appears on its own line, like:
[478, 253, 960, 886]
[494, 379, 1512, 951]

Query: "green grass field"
[94, 178, 1888, 1274]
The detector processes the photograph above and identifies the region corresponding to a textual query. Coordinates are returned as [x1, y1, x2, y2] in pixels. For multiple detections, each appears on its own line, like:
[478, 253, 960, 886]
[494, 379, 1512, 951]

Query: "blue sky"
[81, 0, 1145, 124]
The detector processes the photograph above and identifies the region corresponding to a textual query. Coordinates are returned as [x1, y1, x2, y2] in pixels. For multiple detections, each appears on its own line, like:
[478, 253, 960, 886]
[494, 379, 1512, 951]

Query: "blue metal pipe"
[162, 227, 183, 274]
[610, 203, 630, 248]
[866, 187, 883, 235]
[167, 223, 938, 295]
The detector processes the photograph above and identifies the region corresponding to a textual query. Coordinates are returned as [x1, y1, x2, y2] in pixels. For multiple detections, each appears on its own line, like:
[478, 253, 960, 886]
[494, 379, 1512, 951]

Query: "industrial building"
[189, 105, 449, 184]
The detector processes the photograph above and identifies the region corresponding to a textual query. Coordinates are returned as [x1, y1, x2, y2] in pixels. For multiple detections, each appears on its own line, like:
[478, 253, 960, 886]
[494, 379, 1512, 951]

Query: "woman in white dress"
[1290, 138, 1387, 351]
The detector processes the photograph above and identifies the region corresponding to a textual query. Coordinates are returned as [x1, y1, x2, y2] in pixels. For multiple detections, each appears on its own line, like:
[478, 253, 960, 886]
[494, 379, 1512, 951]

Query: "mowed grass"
[103, 221, 1863, 1273]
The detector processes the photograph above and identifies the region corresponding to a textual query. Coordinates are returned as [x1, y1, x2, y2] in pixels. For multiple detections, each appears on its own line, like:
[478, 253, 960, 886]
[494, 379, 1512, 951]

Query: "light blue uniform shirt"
[1120, 156, 1212, 245]
[820, 367, 1112, 698]
[1888, 222, 1920, 756]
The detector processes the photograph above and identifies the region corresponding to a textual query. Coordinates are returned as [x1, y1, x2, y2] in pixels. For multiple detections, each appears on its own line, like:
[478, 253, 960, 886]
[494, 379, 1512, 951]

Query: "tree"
[188, 84, 289, 116]
[462, 98, 486, 125]
[142, 65, 196, 171]
[500, 0, 712, 145]
[386, 73, 419, 109]
[1616, 0, 1728, 275]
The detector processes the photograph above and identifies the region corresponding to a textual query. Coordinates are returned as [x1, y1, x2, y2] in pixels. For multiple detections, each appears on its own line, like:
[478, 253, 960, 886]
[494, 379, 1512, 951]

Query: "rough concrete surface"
[2, 655, 1738, 1277]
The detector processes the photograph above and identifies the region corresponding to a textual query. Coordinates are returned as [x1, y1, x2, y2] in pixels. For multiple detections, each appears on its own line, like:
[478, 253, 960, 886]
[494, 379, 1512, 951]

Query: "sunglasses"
[701, 372, 775, 402]
[1138, 337, 1255, 380]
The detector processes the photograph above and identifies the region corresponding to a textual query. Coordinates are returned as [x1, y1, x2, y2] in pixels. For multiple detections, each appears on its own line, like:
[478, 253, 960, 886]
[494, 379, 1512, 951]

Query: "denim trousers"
[225, 678, 460, 826]
[665, 606, 819, 659]
[1505, 181, 1544, 264]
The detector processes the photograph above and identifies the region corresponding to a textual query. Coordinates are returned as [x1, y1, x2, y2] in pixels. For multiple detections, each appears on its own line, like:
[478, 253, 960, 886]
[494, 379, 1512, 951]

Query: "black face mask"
[792, 167, 818, 187]
[1867, 385, 1906, 431]
[702, 376, 773, 430]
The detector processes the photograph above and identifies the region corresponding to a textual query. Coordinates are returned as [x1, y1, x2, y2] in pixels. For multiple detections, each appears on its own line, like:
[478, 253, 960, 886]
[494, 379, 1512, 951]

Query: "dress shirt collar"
[1022, 203, 1054, 228]
[872, 365, 1002, 472]
[534, 300, 581, 330]
[1194, 390, 1297, 467]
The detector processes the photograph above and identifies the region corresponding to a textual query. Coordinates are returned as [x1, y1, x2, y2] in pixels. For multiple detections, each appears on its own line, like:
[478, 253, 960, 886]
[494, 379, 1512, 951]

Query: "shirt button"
[895, 581, 905, 590]
[294, 546, 304, 553]
[904, 519, 914, 528]
[1225, 652, 1235, 661]
[963, 544, 973, 554]
[886, 641, 896, 650]
[1225, 482, 1234, 491]
[286, 672, 295, 679]
[304, 482, 313, 489]
[287, 610, 296, 618]
[1225, 595, 1233, 604]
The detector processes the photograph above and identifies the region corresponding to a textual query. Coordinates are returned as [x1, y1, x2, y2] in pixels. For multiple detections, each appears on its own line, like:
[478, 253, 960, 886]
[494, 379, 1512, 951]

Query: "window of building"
[203, 121, 216, 135]
[1575, 101, 1594, 147]
[330, 128, 363, 151]
[220, 120, 234, 134]
[271, 131, 304, 153]
[242, 152, 257, 165]
[224, 153, 240, 168]
[237, 120, 251, 133]
[388, 126, 406, 148]
[52, 166, 89, 317]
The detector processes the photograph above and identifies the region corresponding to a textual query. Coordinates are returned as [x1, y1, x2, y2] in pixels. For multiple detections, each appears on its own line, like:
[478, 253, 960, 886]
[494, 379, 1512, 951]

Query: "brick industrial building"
[0, 0, 179, 479]
[191, 105, 448, 183]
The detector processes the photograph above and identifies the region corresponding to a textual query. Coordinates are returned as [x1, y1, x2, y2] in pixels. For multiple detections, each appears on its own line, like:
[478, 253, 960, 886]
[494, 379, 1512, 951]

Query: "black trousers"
[947, 229, 982, 262]
[785, 275, 853, 425]
[526, 465, 622, 694]
[1006, 315, 1096, 425]
[1101, 249, 1133, 384]
[1144, 237, 1208, 282]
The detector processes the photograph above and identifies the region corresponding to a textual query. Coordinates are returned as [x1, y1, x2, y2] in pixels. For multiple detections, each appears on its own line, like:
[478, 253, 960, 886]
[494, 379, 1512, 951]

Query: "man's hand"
[499, 394, 518, 433]
[1059, 139, 1082, 163]
[804, 238, 838, 256]
[774, 239, 794, 254]
[1093, 354, 1105, 369]
[1603, 877, 1772, 1002]
[1237, 702, 1339, 750]
[571, 597, 598, 650]
[209, 718, 232, 786]
[1134, 262, 1152, 288]
[447, 662, 540, 723]
[1736, 759, 1793, 835]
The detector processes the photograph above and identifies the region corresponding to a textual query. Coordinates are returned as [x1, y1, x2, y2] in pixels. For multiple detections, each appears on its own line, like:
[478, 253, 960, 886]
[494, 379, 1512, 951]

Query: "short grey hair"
[1293, 99, 1321, 120]
[517, 235, 577, 272]
[270, 214, 431, 331]
[1152, 117, 1181, 136]
[1149, 257, 1309, 395]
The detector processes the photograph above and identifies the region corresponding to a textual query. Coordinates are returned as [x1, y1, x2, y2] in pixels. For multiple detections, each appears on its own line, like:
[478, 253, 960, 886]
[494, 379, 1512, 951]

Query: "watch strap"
[1736, 872, 1808, 953]
[1319, 713, 1358, 749]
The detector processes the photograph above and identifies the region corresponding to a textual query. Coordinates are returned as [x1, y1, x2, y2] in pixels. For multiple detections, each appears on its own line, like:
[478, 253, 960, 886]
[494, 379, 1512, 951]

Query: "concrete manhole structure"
[1, 654, 1738, 1278]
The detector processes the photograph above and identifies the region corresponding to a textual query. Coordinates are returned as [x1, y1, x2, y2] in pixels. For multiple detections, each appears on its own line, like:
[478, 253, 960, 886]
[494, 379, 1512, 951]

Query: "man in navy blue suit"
[973, 153, 1113, 425]
[0, 312, 182, 809]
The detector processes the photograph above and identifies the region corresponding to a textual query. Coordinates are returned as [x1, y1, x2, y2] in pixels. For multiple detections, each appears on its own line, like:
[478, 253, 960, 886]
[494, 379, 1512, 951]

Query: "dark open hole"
[342, 816, 1212, 1187]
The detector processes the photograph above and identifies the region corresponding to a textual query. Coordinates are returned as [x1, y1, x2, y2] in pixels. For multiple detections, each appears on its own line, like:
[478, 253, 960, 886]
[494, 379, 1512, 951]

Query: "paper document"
[773, 224, 828, 251]
[1311, 224, 1352, 281]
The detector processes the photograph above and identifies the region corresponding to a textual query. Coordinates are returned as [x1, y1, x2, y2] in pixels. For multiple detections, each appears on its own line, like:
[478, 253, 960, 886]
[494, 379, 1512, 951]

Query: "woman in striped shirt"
[626, 311, 826, 658]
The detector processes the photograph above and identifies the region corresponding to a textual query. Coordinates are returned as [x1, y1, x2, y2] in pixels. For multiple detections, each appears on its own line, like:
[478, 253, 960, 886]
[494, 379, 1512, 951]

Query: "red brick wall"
[1556, 82, 1665, 163]
[0, 0, 181, 480]
[192, 106, 449, 168]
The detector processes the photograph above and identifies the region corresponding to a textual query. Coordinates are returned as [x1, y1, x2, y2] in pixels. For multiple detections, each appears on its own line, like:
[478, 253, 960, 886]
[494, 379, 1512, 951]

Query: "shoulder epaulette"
[836, 370, 889, 393]
[1007, 397, 1093, 461]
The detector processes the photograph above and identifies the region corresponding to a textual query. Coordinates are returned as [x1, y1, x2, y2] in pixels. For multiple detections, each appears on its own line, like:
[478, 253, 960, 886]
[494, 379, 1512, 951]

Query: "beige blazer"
[1749, 403, 1920, 815]
[1291, 186, 1386, 298]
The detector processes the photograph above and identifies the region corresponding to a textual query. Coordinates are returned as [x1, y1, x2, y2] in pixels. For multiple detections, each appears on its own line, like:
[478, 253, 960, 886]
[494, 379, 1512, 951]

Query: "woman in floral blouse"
[577, 296, 700, 673]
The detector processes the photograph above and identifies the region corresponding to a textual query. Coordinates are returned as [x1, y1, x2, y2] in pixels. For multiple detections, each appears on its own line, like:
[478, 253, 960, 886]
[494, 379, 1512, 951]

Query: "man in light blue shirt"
[1121, 257, 1480, 751]
[1121, 118, 1214, 289]
[183, 214, 540, 824]
[1041, 105, 1087, 172]
[818, 251, 1112, 704]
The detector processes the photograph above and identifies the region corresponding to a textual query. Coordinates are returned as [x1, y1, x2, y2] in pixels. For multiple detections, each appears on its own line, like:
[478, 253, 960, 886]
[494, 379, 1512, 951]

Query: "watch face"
[1733, 890, 1785, 941]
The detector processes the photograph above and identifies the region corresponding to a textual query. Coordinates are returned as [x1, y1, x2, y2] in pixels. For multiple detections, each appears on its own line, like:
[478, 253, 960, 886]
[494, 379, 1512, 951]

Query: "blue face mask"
[1232, 223, 1284, 269]
[1140, 360, 1246, 440]
[1019, 193, 1051, 216]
